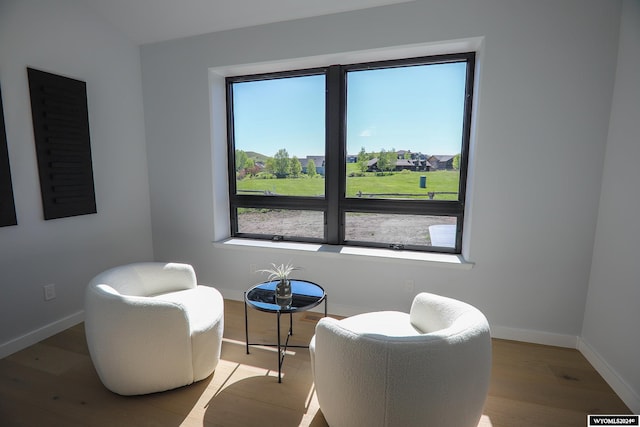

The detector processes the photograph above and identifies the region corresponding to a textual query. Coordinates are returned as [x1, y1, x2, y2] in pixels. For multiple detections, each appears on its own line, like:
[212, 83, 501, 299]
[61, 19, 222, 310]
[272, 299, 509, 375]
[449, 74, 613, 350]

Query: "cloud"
[359, 127, 376, 137]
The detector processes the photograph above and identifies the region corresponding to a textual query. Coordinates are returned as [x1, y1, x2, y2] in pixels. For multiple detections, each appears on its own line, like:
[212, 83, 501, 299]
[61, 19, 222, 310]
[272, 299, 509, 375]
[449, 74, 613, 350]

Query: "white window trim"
[209, 37, 484, 263]
[214, 238, 474, 269]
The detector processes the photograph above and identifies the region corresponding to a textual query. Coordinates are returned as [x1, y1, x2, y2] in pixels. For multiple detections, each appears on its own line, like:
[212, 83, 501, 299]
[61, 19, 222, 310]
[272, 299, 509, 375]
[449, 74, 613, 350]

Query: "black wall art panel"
[27, 68, 96, 220]
[0, 85, 18, 227]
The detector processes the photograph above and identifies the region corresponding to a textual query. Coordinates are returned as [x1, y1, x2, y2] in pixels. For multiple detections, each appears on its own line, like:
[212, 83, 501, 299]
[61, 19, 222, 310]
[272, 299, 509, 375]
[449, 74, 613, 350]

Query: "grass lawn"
[236, 170, 460, 200]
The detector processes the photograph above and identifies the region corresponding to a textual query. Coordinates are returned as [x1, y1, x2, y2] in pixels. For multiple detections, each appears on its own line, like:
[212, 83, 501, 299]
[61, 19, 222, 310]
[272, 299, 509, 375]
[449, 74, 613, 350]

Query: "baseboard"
[489, 325, 578, 348]
[0, 310, 84, 359]
[578, 337, 640, 413]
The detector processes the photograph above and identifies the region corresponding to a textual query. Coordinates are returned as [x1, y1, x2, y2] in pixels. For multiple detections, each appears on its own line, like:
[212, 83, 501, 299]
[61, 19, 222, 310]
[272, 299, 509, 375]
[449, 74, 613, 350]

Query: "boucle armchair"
[84, 262, 224, 395]
[310, 292, 491, 427]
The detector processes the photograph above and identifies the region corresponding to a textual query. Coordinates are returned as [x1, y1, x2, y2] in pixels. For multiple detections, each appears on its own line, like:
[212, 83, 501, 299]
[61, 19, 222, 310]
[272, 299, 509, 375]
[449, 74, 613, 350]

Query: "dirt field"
[237, 210, 456, 246]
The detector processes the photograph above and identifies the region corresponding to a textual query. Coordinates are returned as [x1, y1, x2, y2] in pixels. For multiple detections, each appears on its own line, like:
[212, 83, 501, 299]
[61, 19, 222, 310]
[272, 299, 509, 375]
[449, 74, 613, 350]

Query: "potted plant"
[258, 262, 297, 307]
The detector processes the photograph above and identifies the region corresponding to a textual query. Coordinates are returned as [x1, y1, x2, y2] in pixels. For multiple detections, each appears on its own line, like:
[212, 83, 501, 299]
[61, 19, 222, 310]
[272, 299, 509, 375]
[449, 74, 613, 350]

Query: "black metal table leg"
[289, 311, 293, 335]
[325, 294, 328, 317]
[277, 311, 282, 383]
[244, 292, 249, 354]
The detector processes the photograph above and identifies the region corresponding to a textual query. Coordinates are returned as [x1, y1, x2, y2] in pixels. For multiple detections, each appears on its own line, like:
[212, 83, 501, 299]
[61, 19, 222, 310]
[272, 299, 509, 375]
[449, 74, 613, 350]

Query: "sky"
[231, 61, 468, 159]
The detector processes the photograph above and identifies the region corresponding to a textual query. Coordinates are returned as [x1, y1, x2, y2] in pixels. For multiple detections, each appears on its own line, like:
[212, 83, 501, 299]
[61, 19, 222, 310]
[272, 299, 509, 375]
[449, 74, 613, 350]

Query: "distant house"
[367, 158, 419, 172]
[300, 155, 326, 175]
[394, 159, 415, 171]
[366, 158, 380, 172]
[398, 151, 432, 171]
[396, 149, 412, 160]
[415, 158, 432, 171]
[427, 155, 455, 170]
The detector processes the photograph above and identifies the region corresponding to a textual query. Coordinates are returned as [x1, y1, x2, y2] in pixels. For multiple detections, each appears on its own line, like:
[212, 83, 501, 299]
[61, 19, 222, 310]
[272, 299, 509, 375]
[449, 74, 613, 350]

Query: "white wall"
[581, 0, 640, 413]
[0, 0, 154, 355]
[140, 0, 620, 338]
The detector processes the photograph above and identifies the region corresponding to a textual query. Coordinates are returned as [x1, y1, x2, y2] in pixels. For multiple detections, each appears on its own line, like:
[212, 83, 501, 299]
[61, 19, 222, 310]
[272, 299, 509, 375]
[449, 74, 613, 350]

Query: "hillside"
[245, 151, 270, 163]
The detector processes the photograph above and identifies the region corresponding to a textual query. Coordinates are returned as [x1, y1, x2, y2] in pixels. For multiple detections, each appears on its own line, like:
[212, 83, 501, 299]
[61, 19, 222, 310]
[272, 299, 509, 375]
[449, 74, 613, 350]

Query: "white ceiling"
[80, 0, 414, 45]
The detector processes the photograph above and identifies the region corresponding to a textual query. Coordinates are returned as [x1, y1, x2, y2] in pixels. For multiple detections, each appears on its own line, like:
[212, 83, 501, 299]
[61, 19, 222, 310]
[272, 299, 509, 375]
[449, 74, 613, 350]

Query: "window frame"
[226, 51, 475, 254]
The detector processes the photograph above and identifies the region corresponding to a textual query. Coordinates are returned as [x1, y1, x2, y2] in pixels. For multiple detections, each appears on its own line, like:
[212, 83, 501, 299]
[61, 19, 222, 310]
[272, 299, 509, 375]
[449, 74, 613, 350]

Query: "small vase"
[275, 279, 292, 307]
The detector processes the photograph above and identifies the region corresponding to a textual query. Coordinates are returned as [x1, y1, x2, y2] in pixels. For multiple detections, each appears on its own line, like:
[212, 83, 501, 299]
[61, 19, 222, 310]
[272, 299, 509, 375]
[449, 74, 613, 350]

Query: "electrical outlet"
[404, 280, 414, 293]
[44, 283, 56, 301]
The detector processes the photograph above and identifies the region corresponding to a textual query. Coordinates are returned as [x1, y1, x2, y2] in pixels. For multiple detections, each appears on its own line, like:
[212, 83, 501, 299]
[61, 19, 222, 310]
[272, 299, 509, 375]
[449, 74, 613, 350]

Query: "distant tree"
[290, 156, 302, 177]
[384, 148, 397, 172]
[376, 149, 389, 172]
[357, 147, 368, 173]
[245, 158, 256, 177]
[307, 159, 317, 177]
[452, 154, 461, 170]
[235, 149, 248, 172]
[265, 158, 276, 175]
[273, 148, 290, 178]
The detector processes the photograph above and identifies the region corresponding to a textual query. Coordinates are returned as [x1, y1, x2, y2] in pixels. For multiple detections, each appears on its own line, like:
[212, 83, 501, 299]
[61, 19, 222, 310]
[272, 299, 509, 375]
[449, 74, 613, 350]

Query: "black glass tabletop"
[245, 279, 325, 313]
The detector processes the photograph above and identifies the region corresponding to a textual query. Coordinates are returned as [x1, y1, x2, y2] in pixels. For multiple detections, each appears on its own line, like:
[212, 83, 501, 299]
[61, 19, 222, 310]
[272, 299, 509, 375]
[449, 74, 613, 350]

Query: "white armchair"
[310, 292, 491, 427]
[84, 262, 224, 395]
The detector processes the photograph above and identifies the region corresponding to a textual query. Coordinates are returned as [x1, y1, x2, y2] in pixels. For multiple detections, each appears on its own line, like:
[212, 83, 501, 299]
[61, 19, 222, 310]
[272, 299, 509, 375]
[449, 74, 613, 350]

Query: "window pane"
[346, 172, 459, 200]
[231, 74, 326, 196]
[346, 62, 467, 200]
[237, 208, 324, 239]
[235, 176, 325, 197]
[344, 213, 457, 248]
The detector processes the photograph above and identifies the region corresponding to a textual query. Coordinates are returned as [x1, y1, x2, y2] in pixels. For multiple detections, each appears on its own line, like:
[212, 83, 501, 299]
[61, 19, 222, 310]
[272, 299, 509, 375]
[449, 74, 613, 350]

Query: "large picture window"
[226, 52, 475, 253]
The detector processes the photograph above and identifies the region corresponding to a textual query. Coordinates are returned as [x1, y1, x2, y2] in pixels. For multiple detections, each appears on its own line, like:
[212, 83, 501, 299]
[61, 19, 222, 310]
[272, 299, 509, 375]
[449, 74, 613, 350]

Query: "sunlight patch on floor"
[478, 414, 494, 426]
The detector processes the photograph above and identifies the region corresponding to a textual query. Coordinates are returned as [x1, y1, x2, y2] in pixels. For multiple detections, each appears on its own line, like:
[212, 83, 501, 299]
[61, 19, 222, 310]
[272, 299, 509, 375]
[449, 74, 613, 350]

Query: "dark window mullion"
[233, 195, 327, 211]
[451, 53, 474, 253]
[346, 239, 459, 254]
[228, 67, 326, 84]
[454, 213, 464, 252]
[341, 198, 463, 216]
[342, 52, 474, 73]
[456, 53, 475, 203]
[325, 65, 344, 244]
[234, 230, 325, 244]
[225, 78, 239, 236]
[225, 79, 239, 199]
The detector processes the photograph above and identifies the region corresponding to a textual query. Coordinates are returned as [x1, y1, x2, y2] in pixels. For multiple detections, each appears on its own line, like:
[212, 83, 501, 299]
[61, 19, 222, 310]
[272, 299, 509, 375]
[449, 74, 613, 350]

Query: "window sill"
[214, 238, 474, 270]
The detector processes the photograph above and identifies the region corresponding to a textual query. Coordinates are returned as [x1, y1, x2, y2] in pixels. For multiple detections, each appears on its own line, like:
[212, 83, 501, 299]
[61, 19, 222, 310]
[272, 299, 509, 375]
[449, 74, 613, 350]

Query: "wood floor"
[0, 299, 630, 427]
